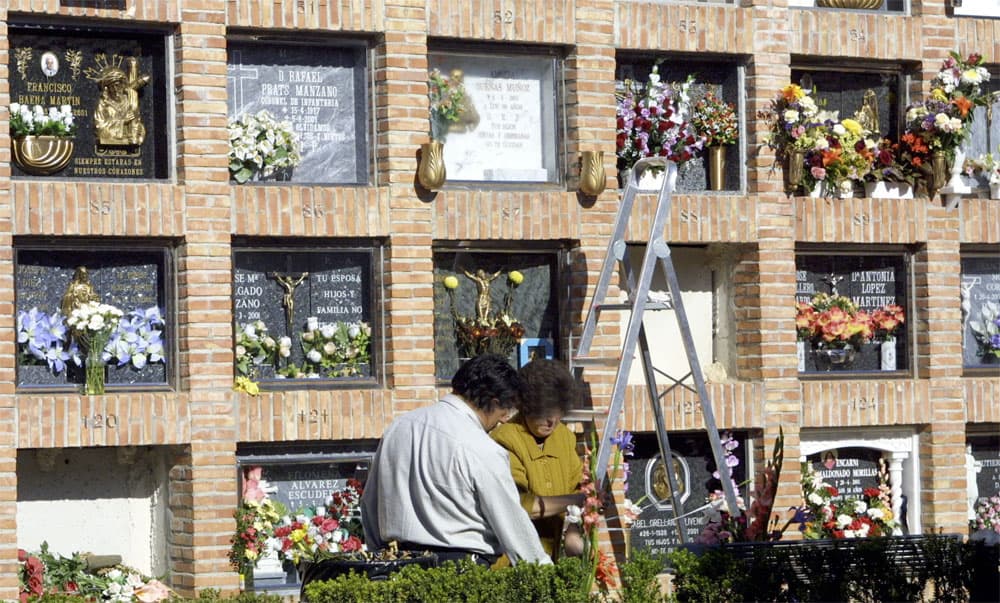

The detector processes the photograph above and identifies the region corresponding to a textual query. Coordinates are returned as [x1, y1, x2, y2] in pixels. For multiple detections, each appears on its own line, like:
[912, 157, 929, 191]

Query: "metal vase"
[785, 149, 805, 194]
[417, 141, 446, 190]
[707, 145, 726, 191]
[930, 151, 949, 199]
[11, 135, 74, 176]
[578, 150, 607, 196]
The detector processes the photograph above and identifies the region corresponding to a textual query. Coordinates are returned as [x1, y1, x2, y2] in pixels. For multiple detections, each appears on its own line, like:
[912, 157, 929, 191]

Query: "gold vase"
[707, 145, 726, 191]
[578, 150, 606, 196]
[417, 141, 446, 190]
[930, 151, 949, 199]
[785, 149, 805, 194]
[12, 135, 74, 176]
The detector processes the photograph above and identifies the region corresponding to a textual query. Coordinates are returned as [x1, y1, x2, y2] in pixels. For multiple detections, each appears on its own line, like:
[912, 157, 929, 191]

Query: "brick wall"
[0, 0, 997, 598]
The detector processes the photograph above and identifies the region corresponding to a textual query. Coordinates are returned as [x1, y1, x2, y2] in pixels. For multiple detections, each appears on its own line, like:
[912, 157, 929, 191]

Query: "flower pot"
[990, 183, 1000, 200]
[707, 145, 726, 191]
[785, 149, 806, 194]
[813, 344, 856, 371]
[11, 135, 74, 176]
[579, 150, 606, 196]
[810, 180, 854, 199]
[880, 337, 897, 371]
[84, 349, 107, 395]
[418, 141, 446, 190]
[864, 181, 914, 200]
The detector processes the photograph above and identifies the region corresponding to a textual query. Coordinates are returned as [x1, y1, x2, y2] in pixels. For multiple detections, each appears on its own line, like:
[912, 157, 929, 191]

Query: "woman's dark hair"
[517, 358, 577, 417]
[451, 354, 524, 411]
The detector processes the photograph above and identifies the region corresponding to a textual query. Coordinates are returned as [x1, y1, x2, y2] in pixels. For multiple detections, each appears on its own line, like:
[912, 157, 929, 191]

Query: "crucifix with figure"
[270, 271, 309, 338]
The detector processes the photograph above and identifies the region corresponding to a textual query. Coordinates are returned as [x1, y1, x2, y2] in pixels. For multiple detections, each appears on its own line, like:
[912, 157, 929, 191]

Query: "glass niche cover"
[961, 254, 1000, 369]
[227, 38, 368, 185]
[796, 253, 909, 374]
[232, 246, 379, 386]
[428, 50, 560, 185]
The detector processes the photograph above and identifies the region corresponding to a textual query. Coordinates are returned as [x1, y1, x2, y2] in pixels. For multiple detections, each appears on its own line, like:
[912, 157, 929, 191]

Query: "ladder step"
[571, 355, 621, 367]
[596, 301, 672, 312]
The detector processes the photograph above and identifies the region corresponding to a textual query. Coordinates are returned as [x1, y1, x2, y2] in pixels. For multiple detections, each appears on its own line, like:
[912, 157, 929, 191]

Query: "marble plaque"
[8, 27, 169, 179]
[968, 434, 1000, 505]
[796, 254, 908, 372]
[227, 41, 368, 184]
[626, 432, 749, 558]
[429, 53, 557, 183]
[807, 447, 883, 500]
[960, 256, 1000, 368]
[432, 251, 559, 378]
[255, 460, 369, 513]
[232, 249, 373, 371]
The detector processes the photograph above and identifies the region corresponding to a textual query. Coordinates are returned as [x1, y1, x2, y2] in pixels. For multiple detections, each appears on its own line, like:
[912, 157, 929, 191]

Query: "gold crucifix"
[270, 271, 309, 336]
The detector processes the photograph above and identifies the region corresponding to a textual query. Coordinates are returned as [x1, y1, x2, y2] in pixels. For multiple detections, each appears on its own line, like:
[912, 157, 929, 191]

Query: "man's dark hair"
[451, 354, 524, 411]
[517, 358, 577, 417]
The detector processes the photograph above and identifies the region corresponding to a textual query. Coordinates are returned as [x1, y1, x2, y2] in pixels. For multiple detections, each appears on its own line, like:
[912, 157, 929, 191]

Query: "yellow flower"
[840, 118, 863, 137]
[781, 84, 805, 101]
[508, 270, 524, 285]
[443, 275, 459, 289]
[931, 88, 948, 102]
[233, 376, 259, 396]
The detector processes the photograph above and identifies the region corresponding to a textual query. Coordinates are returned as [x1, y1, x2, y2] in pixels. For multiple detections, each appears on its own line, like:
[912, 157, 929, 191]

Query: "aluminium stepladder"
[572, 156, 741, 544]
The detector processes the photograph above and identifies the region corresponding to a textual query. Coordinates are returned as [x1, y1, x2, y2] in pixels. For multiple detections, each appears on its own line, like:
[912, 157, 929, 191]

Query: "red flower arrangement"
[871, 304, 905, 341]
[795, 293, 873, 350]
[800, 461, 897, 539]
[18, 549, 44, 603]
[271, 478, 365, 564]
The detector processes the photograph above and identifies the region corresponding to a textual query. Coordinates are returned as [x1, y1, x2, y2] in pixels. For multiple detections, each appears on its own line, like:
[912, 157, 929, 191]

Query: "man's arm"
[475, 449, 552, 565]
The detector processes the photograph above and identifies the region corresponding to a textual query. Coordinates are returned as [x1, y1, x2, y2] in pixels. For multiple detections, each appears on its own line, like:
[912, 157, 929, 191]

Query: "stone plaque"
[968, 434, 1000, 506]
[227, 40, 368, 184]
[796, 254, 908, 372]
[254, 460, 369, 514]
[960, 256, 1000, 368]
[8, 27, 169, 179]
[232, 249, 373, 372]
[432, 251, 559, 379]
[429, 53, 557, 183]
[806, 447, 883, 500]
[15, 248, 169, 387]
[626, 432, 749, 558]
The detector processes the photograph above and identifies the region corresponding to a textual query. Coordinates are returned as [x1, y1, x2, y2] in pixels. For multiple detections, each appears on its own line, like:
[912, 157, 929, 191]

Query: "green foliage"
[667, 535, 984, 603]
[170, 589, 284, 603]
[618, 549, 666, 603]
[303, 557, 592, 603]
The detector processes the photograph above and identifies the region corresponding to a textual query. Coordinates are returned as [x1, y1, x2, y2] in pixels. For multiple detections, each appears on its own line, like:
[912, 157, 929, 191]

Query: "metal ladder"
[572, 156, 741, 543]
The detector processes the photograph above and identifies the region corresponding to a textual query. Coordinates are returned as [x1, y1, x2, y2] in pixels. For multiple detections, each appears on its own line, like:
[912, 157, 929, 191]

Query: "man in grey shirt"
[361, 354, 552, 566]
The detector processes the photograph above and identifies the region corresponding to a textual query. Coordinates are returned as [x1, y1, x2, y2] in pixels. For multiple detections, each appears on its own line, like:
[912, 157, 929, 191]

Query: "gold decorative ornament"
[270, 272, 309, 337]
[85, 54, 150, 146]
[463, 268, 503, 324]
[65, 49, 84, 80]
[853, 89, 880, 136]
[817, 0, 883, 8]
[578, 150, 607, 196]
[707, 145, 726, 191]
[14, 47, 33, 80]
[930, 151, 949, 199]
[417, 141, 446, 190]
[61, 266, 99, 318]
[11, 135, 75, 176]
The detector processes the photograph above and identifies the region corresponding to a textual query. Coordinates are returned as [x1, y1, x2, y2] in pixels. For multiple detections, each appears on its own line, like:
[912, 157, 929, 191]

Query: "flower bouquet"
[971, 494, 1000, 535]
[443, 269, 526, 359]
[615, 66, 705, 184]
[19, 542, 171, 602]
[428, 68, 470, 142]
[796, 293, 873, 350]
[16, 308, 78, 376]
[799, 117, 876, 197]
[969, 300, 1000, 360]
[106, 307, 165, 370]
[691, 91, 738, 147]
[299, 318, 372, 377]
[230, 466, 287, 582]
[234, 320, 281, 379]
[228, 109, 303, 183]
[66, 301, 124, 395]
[762, 84, 829, 191]
[9, 103, 77, 138]
[800, 461, 897, 539]
[270, 479, 366, 565]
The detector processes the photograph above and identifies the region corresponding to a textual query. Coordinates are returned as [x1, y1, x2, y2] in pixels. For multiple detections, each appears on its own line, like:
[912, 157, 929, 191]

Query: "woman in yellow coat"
[492, 358, 586, 559]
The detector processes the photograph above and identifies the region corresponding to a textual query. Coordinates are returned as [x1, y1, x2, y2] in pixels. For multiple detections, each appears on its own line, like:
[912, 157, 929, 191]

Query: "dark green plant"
[618, 549, 666, 603]
[668, 548, 744, 602]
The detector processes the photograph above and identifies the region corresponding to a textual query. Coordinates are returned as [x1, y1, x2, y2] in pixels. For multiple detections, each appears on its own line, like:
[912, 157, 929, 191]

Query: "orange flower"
[821, 148, 842, 167]
[952, 95, 973, 118]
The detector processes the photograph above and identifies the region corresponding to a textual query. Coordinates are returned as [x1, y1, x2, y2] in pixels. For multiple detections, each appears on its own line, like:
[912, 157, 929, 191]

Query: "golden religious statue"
[651, 454, 686, 504]
[270, 272, 309, 336]
[61, 266, 99, 318]
[464, 268, 502, 323]
[86, 54, 150, 145]
[853, 89, 880, 137]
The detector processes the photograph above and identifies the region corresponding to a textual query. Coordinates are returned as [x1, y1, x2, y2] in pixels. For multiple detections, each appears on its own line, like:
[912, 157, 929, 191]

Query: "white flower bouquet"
[66, 301, 124, 395]
[9, 103, 77, 138]
[228, 109, 303, 183]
